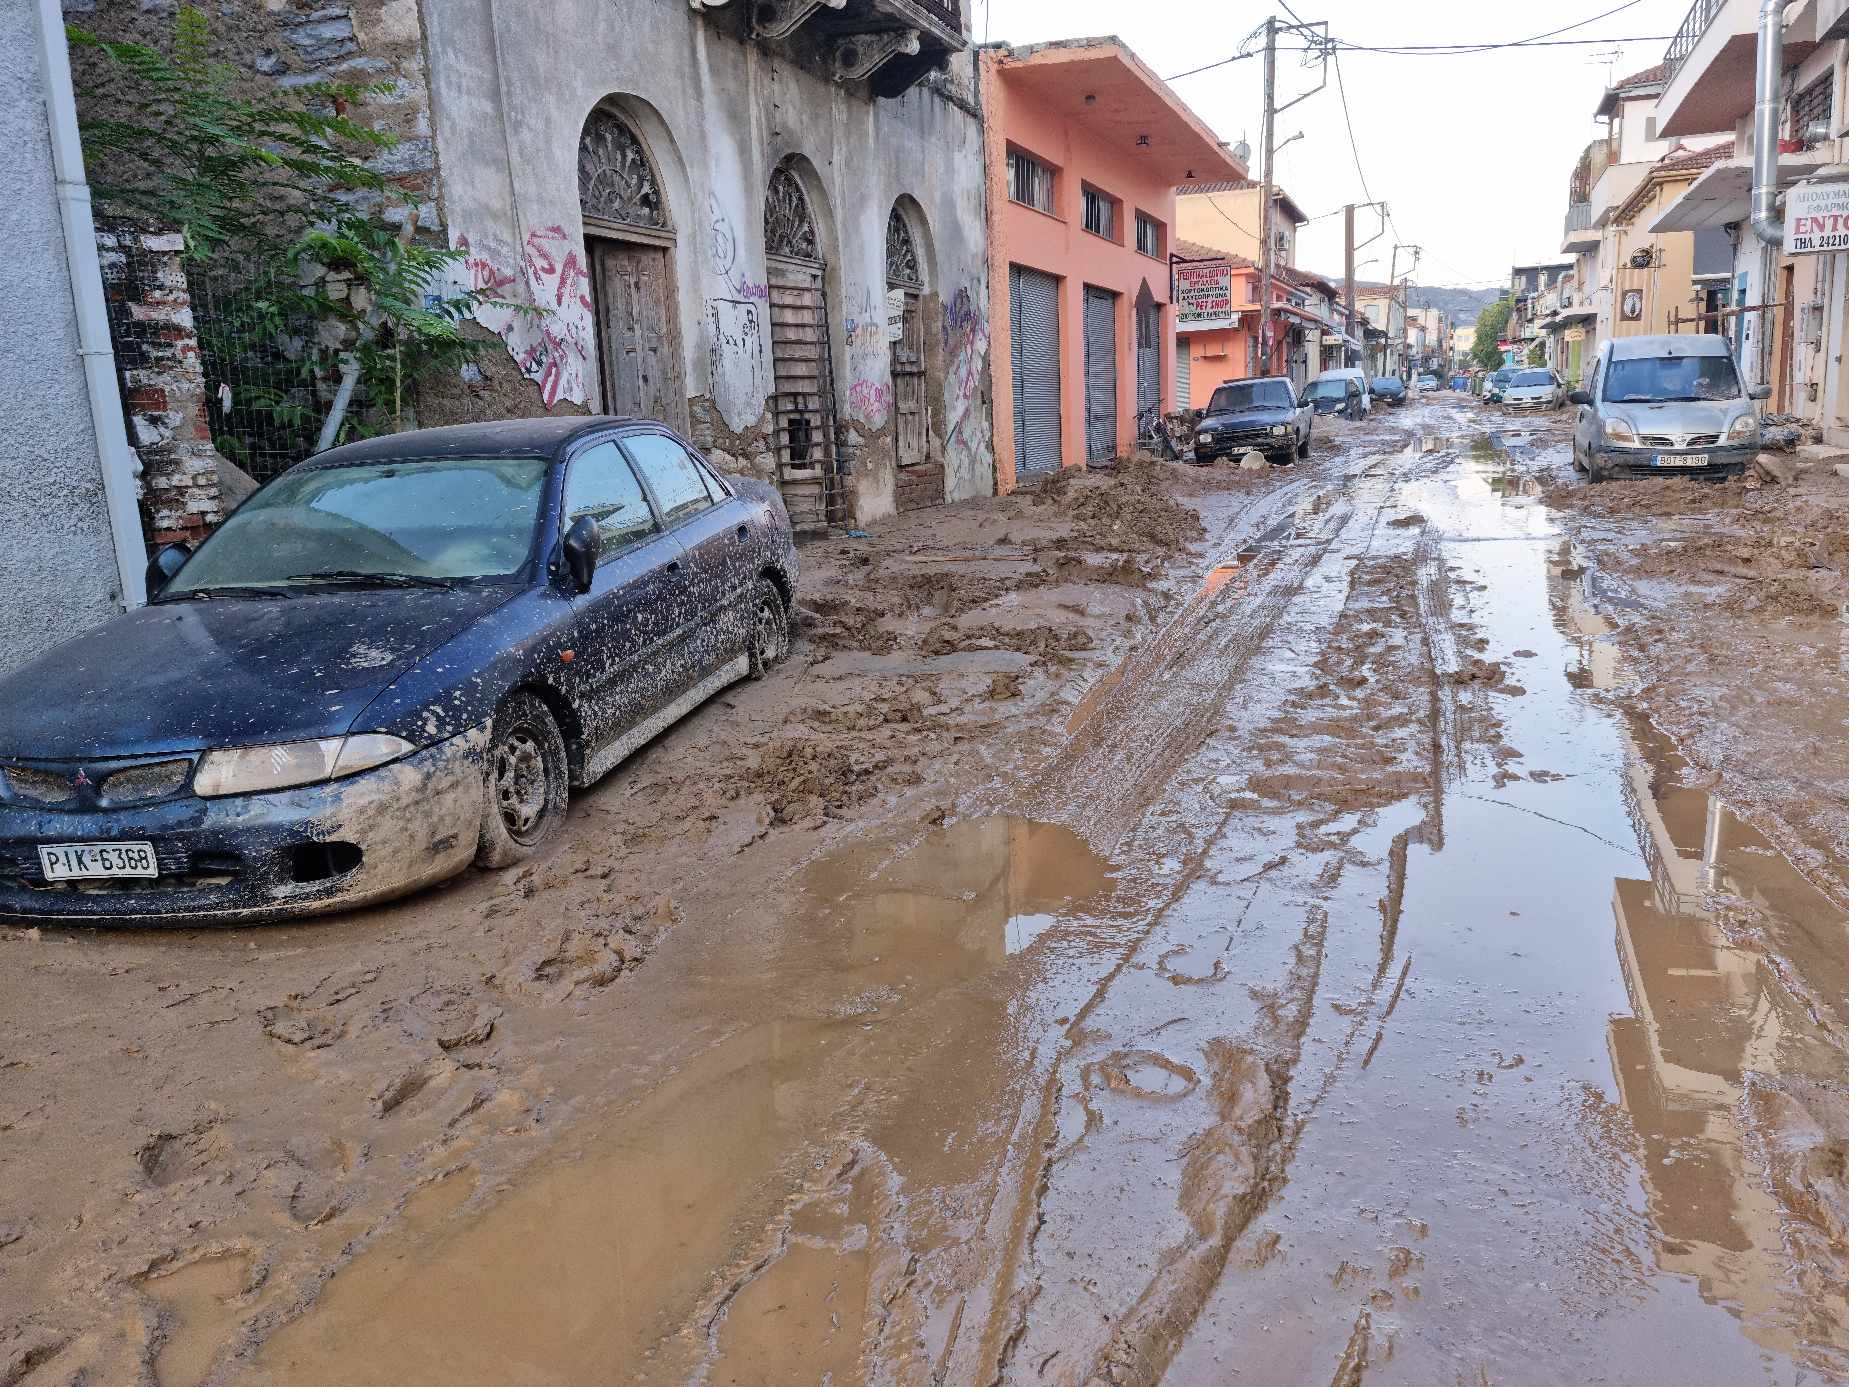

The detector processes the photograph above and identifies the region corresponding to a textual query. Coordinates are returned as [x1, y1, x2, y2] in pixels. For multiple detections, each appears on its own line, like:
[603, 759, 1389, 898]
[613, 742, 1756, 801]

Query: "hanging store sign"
[1785, 179, 1849, 255]
[1175, 262, 1237, 331]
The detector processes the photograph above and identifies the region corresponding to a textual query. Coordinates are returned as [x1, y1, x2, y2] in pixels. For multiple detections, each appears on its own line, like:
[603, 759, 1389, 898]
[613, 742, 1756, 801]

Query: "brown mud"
[8, 404, 1849, 1386]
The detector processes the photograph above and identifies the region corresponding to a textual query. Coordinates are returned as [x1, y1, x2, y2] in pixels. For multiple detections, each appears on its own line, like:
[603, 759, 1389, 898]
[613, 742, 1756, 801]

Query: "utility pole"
[1257, 15, 1277, 379]
[1343, 203, 1356, 368]
[1386, 242, 1399, 377]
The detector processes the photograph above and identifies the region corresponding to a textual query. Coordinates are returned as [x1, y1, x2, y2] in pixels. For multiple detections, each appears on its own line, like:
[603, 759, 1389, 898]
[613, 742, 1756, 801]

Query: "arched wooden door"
[578, 106, 686, 429]
[886, 206, 941, 511]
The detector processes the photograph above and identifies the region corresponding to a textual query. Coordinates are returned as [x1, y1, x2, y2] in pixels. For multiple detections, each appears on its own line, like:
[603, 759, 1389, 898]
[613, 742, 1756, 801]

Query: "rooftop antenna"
[1586, 47, 1622, 84]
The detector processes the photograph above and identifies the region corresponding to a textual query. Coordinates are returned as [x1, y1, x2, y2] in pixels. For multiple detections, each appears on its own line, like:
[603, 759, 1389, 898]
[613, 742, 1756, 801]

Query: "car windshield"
[165, 457, 549, 596]
[1512, 371, 1553, 387]
[1492, 371, 1514, 384]
[1373, 378, 1401, 391]
[1603, 353, 1742, 403]
[1208, 380, 1294, 411]
[1304, 380, 1345, 401]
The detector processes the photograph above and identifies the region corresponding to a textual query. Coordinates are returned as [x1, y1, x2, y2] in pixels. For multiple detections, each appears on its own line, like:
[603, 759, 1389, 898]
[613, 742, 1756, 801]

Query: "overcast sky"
[980, 0, 1698, 291]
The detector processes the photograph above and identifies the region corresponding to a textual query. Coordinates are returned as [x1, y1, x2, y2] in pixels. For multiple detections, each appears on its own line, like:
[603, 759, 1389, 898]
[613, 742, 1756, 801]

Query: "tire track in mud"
[963, 431, 1479, 1386]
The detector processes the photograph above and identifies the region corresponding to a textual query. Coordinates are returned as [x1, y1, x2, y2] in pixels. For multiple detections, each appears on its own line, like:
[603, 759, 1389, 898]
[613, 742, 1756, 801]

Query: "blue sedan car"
[0, 418, 798, 924]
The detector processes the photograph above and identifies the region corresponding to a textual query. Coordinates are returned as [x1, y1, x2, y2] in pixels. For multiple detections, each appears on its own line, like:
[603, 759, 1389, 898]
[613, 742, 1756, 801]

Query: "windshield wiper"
[163, 585, 288, 602]
[282, 570, 458, 590]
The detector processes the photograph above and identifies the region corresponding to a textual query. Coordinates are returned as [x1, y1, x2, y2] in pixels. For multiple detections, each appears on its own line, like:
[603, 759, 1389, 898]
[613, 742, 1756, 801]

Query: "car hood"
[0, 585, 516, 759]
[1602, 399, 1749, 434]
[1199, 407, 1296, 429]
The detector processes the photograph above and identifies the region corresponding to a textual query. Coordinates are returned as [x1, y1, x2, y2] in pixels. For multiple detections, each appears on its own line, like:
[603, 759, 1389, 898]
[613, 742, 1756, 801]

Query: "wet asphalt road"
[220, 402, 1849, 1384]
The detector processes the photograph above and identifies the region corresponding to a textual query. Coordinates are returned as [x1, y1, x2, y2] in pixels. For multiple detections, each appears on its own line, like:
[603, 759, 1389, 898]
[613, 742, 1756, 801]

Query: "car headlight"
[193, 733, 417, 798]
[1603, 419, 1638, 445]
[1270, 424, 1287, 436]
[1197, 431, 1214, 442]
[1725, 415, 1760, 443]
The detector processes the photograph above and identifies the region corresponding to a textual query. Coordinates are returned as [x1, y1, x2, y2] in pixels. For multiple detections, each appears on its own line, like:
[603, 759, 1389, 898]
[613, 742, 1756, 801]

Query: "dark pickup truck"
[1192, 377, 1313, 465]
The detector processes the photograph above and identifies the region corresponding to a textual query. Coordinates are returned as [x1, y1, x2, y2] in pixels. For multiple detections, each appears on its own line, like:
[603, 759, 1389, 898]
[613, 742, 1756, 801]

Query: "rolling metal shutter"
[1175, 336, 1191, 411]
[1083, 287, 1118, 463]
[1135, 301, 1159, 418]
[1009, 266, 1062, 477]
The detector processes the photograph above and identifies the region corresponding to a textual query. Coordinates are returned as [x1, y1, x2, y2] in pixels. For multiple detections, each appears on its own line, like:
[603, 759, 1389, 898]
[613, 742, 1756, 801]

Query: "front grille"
[1636, 432, 1722, 448]
[99, 760, 191, 806]
[2, 766, 76, 806]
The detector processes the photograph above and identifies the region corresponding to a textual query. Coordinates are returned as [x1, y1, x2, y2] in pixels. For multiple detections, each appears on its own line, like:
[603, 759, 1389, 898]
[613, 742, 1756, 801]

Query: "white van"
[1306, 368, 1372, 416]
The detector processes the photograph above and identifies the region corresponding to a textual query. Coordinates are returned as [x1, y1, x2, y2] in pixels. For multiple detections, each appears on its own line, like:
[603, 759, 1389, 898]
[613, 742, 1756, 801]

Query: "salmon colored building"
[979, 39, 1243, 491]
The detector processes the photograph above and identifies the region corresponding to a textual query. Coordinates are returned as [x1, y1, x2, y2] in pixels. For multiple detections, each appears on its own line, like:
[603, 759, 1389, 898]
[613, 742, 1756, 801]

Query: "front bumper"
[1196, 431, 1294, 462]
[0, 729, 486, 924]
[1590, 442, 1756, 480]
[1503, 396, 1557, 411]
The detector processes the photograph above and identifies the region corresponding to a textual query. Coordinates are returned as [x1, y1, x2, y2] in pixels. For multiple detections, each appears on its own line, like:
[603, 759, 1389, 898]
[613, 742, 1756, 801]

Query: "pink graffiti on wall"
[454, 225, 596, 408]
[847, 378, 894, 419]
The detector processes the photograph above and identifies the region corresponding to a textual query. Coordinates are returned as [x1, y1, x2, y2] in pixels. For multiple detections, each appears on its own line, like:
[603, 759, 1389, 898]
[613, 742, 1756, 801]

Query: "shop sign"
[1786, 179, 1849, 255]
[1175, 262, 1237, 330]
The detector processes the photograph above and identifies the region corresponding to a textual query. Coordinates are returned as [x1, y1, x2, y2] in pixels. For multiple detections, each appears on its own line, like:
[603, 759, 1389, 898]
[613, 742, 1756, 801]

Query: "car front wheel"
[749, 577, 790, 678]
[475, 690, 569, 868]
[1297, 426, 1311, 459]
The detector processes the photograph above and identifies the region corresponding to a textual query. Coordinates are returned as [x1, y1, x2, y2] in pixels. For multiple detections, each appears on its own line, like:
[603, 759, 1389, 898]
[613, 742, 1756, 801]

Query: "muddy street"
[8, 400, 1849, 1386]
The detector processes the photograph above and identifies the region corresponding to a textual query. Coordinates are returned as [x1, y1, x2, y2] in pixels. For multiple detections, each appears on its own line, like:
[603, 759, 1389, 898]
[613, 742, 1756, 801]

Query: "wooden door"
[590, 239, 686, 430]
[892, 291, 927, 466]
[767, 255, 840, 530]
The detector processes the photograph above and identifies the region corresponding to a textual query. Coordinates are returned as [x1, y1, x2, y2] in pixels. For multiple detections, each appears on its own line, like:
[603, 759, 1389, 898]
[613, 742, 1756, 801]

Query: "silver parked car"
[1569, 335, 1767, 482]
[1502, 368, 1563, 412]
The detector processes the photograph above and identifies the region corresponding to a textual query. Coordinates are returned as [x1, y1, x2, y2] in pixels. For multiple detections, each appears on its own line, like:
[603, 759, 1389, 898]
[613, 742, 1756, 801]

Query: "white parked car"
[1502, 368, 1564, 411]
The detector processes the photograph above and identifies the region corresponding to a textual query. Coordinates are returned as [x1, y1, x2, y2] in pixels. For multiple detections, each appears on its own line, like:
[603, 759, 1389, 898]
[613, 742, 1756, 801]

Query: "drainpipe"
[35, 0, 147, 607]
[1749, 0, 1789, 248]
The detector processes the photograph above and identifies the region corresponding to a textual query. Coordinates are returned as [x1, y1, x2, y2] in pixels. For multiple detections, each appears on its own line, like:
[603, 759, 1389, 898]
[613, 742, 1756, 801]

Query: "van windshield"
[1603, 354, 1741, 403]
[1303, 380, 1346, 402]
[1208, 380, 1295, 411]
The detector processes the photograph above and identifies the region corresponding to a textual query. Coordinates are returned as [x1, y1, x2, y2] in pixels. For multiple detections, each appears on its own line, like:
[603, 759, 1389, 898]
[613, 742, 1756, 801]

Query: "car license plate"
[38, 841, 158, 880]
[1655, 453, 1708, 468]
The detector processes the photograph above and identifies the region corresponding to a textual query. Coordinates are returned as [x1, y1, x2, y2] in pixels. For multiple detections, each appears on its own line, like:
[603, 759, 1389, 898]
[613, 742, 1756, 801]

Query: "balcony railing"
[1569, 137, 1615, 202]
[1563, 202, 1595, 238]
[1666, 0, 1726, 80]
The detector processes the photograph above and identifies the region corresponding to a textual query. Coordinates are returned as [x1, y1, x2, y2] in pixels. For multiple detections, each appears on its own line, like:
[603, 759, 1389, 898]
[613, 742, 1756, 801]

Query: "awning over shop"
[1541, 308, 1596, 329]
[1649, 152, 1833, 232]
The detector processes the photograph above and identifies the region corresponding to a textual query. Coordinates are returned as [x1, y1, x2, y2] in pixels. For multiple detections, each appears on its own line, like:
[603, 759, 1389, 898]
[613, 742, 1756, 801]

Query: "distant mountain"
[1308, 275, 1505, 325]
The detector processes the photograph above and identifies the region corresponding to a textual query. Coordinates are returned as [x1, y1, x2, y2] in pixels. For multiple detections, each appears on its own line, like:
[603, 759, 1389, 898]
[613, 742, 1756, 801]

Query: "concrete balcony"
[1591, 160, 1652, 223]
[1562, 201, 1598, 253]
[1658, 0, 1817, 138]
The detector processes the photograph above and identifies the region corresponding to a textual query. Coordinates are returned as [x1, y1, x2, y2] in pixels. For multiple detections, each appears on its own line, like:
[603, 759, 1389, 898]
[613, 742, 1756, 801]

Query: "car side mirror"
[146, 542, 190, 596]
[560, 516, 599, 593]
[1749, 384, 1773, 401]
[1567, 389, 1590, 406]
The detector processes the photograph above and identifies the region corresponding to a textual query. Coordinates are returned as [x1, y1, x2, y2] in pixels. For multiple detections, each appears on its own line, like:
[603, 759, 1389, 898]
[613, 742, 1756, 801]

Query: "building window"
[1081, 186, 1118, 241]
[1792, 75, 1833, 143]
[1643, 116, 1657, 142]
[1007, 149, 1054, 213]
[1135, 212, 1161, 258]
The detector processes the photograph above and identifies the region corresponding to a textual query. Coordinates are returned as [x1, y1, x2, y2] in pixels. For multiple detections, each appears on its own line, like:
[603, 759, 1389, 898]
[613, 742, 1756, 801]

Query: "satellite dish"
[1233, 138, 1252, 166]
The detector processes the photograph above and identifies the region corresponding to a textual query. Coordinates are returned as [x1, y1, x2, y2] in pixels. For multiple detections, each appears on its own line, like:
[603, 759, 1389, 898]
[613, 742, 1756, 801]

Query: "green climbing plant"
[70, 6, 512, 452]
[1470, 297, 1513, 372]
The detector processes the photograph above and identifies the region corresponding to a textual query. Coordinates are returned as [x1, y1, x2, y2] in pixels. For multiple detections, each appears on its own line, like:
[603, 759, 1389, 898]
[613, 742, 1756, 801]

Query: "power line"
[1330, 47, 1374, 207]
[1337, 0, 1647, 54]
[1333, 33, 1668, 54]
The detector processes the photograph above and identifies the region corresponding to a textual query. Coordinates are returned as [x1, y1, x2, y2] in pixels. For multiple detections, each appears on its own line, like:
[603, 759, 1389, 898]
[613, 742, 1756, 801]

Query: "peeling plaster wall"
[420, 0, 994, 519]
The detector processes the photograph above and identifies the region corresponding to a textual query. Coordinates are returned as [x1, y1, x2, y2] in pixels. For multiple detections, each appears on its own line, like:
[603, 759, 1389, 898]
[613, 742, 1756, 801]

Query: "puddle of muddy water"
[1162, 459, 1849, 1384]
[144, 1253, 252, 1387]
[252, 816, 1122, 1384]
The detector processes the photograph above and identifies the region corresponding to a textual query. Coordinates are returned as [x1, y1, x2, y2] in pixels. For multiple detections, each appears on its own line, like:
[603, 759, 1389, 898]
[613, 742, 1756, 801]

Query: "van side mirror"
[1749, 384, 1773, 401]
[1567, 389, 1590, 406]
[560, 516, 599, 593]
[146, 542, 190, 596]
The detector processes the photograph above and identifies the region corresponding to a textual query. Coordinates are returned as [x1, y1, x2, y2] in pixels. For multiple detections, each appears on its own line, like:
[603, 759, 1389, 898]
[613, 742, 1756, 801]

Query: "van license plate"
[38, 842, 158, 880]
[1655, 453, 1707, 468]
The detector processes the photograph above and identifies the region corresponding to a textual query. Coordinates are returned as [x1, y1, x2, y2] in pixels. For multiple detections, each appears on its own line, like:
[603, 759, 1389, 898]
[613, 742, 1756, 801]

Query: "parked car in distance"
[1303, 374, 1367, 418]
[1570, 334, 1767, 482]
[1371, 376, 1408, 406]
[1417, 374, 1440, 393]
[1485, 368, 1518, 403]
[0, 418, 799, 924]
[1502, 368, 1564, 411]
[1312, 367, 1373, 414]
[1449, 374, 1470, 391]
[1194, 376, 1313, 464]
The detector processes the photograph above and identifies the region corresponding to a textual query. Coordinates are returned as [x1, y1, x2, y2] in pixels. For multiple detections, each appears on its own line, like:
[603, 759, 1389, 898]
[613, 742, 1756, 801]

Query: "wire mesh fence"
[187, 254, 372, 484]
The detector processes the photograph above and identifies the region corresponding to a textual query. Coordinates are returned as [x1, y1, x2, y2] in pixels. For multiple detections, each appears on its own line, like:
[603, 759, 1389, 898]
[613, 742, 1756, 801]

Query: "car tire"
[475, 691, 569, 869]
[748, 576, 790, 678]
[1572, 442, 1588, 474]
[1297, 427, 1311, 459]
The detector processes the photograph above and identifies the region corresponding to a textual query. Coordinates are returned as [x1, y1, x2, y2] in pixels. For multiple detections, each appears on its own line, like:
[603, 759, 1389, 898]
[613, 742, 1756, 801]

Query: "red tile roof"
[1171, 237, 1255, 266]
[1656, 141, 1732, 172]
[1612, 61, 1668, 91]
